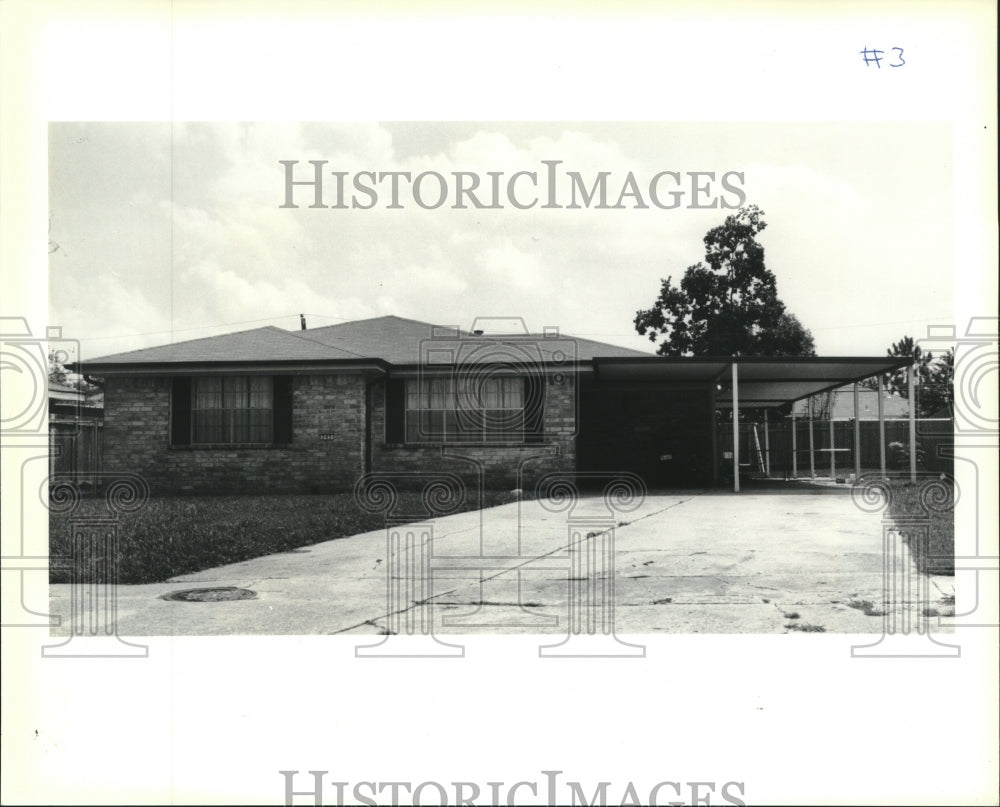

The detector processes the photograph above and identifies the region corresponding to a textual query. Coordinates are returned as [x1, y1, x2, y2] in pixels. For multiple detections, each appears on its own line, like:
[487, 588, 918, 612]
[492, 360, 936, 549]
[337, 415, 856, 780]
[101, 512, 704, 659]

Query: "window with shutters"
[192, 376, 272, 444]
[171, 375, 292, 447]
[399, 376, 537, 444]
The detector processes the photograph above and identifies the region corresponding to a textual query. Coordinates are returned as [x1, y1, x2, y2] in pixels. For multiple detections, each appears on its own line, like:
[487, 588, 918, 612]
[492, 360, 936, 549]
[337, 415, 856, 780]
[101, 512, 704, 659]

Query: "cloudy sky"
[48, 121, 953, 361]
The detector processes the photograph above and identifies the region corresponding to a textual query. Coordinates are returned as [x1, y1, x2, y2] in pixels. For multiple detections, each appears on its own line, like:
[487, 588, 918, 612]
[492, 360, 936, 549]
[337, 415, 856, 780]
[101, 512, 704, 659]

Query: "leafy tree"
[863, 335, 954, 417]
[921, 347, 954, 416]
[885, 335, 933, 395]
[48, 349, 68, 385]
[634, 205, 815, 356]
[48, 349, 99, 392]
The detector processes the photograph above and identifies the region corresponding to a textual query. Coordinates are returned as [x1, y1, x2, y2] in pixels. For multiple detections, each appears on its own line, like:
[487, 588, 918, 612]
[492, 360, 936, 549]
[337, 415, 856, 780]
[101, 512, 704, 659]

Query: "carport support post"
[908, 363, 917, 483]
[791, 410, 797, 477]
[763, 409, 771, 477]
[829, 392, 836, 479]
[732, 361, 740, 493]
[808, 396, 816, 478]
[877, 374, 887, 479]
[853, 382, 861, 481]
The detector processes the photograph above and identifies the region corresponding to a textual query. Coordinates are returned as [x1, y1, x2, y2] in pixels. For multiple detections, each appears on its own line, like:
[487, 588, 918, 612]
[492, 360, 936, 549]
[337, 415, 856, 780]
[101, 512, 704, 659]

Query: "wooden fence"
[49, 419, 104, 486]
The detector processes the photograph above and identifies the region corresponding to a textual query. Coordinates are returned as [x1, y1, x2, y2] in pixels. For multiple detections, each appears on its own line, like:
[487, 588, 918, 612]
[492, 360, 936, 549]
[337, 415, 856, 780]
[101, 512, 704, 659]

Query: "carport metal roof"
[592, 356, 913, 409]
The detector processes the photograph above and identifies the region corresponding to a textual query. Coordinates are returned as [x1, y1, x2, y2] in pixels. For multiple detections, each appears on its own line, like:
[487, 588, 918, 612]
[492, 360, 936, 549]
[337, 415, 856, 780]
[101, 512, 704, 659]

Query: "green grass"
[50, 490, 524, 585]
[885, 476, 955, 576]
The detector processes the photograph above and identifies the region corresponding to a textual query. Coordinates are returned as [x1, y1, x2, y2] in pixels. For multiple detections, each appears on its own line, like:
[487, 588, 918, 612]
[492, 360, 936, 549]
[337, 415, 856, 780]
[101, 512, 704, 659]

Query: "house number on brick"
[319, 433, 336, 440]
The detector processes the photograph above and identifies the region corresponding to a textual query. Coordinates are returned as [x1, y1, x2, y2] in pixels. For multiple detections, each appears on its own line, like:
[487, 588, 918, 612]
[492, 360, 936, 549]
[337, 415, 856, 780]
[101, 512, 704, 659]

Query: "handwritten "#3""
[860, 47, 905, 68]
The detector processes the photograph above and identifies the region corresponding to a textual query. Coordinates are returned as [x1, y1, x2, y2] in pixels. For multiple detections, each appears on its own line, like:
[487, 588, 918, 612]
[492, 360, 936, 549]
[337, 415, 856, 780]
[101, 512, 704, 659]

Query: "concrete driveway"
[48, 484, 954, 637]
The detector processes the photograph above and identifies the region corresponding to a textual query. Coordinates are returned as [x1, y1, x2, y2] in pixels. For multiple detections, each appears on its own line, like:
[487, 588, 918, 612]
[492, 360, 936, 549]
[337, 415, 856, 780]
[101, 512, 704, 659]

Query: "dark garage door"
[577, 383, 713, 487]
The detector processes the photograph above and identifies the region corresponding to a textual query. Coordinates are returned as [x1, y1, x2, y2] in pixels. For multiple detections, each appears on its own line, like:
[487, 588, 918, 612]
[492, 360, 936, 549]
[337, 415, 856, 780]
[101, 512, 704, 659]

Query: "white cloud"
[50, 122, 954, 358]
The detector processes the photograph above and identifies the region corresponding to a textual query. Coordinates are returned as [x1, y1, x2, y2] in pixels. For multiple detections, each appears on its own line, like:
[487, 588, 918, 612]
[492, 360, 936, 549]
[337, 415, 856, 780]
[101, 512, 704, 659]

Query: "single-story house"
[72, 315, 912, 494]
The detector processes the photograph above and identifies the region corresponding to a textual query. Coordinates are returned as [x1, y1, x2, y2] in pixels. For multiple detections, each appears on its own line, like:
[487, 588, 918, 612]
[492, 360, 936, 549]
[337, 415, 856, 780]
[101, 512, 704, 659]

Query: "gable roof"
[75, 315, 651, 372]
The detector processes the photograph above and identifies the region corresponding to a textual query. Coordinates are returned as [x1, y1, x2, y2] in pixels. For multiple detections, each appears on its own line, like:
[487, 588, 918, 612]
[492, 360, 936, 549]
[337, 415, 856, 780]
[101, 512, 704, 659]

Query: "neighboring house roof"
[75, 315, 651, 371]
[48, 379, 104, 407]
[790, 386, 912, 419]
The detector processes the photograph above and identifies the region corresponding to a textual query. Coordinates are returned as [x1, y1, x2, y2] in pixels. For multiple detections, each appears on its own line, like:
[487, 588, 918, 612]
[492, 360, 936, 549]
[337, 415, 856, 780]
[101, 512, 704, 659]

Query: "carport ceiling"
[592, 356, 913, 408]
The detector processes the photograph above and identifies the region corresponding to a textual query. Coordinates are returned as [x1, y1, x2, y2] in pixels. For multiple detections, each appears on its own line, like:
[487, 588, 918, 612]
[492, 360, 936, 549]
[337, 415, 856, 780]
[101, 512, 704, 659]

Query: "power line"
[577, 314, 953, 338]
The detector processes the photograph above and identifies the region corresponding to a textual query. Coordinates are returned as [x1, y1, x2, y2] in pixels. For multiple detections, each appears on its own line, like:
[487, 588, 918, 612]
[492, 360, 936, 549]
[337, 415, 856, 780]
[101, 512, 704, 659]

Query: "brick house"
[73, 315, 910, 494]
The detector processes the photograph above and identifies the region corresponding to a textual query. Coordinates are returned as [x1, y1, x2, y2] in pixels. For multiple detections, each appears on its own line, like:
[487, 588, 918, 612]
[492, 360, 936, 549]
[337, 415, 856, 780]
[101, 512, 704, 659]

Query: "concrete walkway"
[48, 486, 955, 637]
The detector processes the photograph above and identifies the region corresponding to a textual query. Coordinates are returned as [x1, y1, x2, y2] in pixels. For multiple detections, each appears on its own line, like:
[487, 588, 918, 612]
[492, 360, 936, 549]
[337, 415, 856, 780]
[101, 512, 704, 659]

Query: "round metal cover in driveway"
[162, 587, 257, 602]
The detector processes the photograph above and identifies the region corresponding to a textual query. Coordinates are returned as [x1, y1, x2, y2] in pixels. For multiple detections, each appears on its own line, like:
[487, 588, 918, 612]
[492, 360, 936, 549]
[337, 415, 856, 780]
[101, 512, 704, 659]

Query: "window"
[171, 375, 293, 447]
[401, 376, 532, 444]
[192, 376, 273, 444]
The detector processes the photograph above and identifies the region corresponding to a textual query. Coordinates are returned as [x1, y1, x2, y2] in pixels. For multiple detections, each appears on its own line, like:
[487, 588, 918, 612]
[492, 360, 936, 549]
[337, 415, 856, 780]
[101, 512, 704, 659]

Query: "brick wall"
[103, 374, 367, 494]
[369, 373, 578, 490]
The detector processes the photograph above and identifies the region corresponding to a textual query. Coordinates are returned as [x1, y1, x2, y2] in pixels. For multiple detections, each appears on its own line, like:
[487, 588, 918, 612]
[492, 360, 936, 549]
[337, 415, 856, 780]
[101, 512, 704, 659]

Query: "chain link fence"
[718, 414, 954, 481]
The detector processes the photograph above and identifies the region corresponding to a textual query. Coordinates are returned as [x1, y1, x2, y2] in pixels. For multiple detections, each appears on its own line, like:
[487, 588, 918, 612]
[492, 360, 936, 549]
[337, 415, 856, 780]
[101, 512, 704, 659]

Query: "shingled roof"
[302, 315, 652, 364]
[76, 315, 650, 372]
[80, 325, 371, 367]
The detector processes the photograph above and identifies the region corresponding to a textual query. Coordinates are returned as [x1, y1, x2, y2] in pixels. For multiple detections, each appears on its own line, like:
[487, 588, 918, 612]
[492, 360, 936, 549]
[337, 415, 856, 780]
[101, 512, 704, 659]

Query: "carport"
[589, 356, 915, 492]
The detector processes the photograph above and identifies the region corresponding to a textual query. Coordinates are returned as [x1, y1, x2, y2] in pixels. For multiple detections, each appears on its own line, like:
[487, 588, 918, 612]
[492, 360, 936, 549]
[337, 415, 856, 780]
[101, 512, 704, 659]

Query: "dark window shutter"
[170, 377, 192, 446]
[385, 378, 405, 443]
[524, 374, 545, 443]
[273, 376, 293, 444]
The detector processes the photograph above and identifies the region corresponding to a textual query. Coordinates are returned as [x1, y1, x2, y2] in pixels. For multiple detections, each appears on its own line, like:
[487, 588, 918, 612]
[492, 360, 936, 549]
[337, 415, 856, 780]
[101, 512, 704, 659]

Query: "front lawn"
[50, 489, 523, 584]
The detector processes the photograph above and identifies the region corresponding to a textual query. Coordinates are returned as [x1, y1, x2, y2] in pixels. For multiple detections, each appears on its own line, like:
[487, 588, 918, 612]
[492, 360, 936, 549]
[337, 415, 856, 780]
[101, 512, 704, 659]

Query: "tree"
[864, 335, 954, 417]
[48, 349, 99, 392]
[884, 335, 933, 396]
[48, 349, 68, 385]
[921, 347, 954, 416]
[634, 205, 816, 356]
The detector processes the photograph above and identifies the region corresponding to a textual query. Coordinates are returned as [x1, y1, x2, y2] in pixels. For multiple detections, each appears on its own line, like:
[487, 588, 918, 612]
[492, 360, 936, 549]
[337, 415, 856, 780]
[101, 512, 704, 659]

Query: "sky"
[48, 120, 953, 362]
